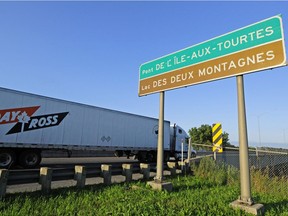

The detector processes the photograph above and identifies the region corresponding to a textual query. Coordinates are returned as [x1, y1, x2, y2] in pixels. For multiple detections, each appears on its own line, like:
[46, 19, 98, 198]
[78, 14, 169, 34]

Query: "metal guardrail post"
[101, 164, 111, 185]
[214, 152, 217, 161]
[178, 161, 189, 174]
[122, 164, 133, 182]
[74, 165, 86, 188]
[0, 169, 9, 199]
[40, 167, 53, 194]
[140, 163, 150, 180]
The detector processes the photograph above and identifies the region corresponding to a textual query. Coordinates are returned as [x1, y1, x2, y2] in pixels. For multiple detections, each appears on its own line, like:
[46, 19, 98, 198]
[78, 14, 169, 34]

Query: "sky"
[0, 1, 287, 149]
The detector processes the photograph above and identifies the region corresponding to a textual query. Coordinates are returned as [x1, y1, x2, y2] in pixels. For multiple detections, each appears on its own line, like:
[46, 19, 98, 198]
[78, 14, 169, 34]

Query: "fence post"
[187, 138, 192, 166]
[178, 161, 189, 174]
[74, 165, 86, 188]
[101, 164, 111, 185]
[167, 162, 177, 176]
[122, 164, 133, 182]
[140, 163, 150, 180]
[39, 167, 53, 194]
[0, 169, 9, 199]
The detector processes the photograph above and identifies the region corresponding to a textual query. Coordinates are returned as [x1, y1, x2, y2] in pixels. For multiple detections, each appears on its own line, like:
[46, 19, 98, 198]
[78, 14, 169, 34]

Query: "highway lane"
[40, 156, 138, 168]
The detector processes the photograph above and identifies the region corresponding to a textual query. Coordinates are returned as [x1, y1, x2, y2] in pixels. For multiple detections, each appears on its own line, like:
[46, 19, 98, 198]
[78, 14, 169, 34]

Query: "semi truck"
[0, 87, 195, 169]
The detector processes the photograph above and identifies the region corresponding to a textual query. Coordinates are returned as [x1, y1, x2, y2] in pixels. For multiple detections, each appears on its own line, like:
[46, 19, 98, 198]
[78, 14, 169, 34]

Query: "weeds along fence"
[192, 143, 288, 194]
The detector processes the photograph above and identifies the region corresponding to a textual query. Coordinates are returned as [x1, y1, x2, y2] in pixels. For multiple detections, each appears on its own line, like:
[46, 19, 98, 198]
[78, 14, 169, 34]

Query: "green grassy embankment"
[0, 158, 287, 215]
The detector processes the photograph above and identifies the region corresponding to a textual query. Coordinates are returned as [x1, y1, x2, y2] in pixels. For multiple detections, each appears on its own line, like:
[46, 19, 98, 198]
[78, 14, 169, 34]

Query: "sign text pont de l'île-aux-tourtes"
[139, 15, 286, 96]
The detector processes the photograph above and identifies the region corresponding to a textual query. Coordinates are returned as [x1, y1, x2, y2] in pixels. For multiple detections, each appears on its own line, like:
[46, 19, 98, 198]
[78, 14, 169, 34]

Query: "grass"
[0, 158, 287, 215]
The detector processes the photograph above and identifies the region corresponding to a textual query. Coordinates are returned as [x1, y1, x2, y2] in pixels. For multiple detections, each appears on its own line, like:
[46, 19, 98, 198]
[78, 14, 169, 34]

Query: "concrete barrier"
[5, 161, 192, 195]
[140, 163, 150, 180]
[40, 167, 53, 194]
[74, 166, 86, 188]
[167, 162, 177, 176]
[122, 164, 133, 182]
[101, 164, 111, 185]
[0, 169, 9, 199]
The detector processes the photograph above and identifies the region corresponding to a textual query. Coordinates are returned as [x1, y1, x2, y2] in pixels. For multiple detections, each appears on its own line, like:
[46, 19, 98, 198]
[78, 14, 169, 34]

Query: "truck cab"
[170, 124, 196, 160]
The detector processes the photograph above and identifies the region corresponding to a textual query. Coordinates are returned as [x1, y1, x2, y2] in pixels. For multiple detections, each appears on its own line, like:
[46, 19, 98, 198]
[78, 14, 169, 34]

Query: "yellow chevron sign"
[212, 123, 223, 153]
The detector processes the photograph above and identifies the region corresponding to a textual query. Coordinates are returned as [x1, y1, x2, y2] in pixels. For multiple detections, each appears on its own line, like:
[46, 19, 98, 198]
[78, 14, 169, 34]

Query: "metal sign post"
[155, 91, 165, 182]
[230, 75, 264, 214]
[148, 91, 172, 191]
[237, 75, 252, 204]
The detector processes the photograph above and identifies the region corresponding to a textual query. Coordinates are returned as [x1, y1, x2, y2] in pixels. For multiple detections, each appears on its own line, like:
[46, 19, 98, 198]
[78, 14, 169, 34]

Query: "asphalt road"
[40, 156, 138, 168]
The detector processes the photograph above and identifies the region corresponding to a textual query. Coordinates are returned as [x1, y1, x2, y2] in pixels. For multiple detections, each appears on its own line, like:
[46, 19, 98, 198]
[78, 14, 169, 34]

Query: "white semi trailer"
[0, 87, 193, 169]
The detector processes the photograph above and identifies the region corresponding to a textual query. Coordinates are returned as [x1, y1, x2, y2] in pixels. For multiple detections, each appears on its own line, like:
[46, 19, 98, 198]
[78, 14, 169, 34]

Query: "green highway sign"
[139, 15, 286, 96]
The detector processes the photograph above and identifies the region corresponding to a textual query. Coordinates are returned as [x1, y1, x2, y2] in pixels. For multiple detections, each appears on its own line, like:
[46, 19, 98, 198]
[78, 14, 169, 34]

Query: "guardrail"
[0, 158, 208, 199]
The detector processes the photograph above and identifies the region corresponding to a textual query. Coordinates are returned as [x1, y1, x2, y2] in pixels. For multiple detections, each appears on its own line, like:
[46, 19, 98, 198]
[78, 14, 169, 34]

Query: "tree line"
[188, 124, 236, 150]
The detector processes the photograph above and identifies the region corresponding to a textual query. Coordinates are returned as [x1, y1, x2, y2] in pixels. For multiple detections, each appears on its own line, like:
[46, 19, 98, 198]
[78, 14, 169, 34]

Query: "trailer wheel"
[164, 152, 170, 162]
[146, 151, 156, 162]
[19, 150, 41, 168]
[137, 151, 147, 162]
[0, 149, 16, 169]
[114, 150, 123, 157]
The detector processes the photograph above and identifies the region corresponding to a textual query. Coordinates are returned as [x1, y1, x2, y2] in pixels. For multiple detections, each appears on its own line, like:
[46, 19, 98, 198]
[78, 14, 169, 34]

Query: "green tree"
[222, 131, 234, 147]
[188, 124, 232, 149]
[189, 124, 212, 145]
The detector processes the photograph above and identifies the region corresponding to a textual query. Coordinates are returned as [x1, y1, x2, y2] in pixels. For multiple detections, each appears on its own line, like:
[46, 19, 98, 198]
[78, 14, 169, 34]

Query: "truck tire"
[19, 150, 41, 168]
[146, 151, 156, 162]
[0, 149, 16, 169]
[137, 151, 147, 162]
[114, 150, 123, 157]
[164, 152, 170, 162]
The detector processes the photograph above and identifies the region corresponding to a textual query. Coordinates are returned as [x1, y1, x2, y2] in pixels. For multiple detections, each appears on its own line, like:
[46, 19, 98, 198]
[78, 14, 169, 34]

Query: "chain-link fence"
[191, 143, 288, 195]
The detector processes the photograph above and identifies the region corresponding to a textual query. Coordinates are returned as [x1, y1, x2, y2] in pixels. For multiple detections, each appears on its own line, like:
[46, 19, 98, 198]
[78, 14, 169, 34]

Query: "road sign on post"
[212, 123, 223, 153]
[140, 14, 286, 213]
[139, 15, 286, 96]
